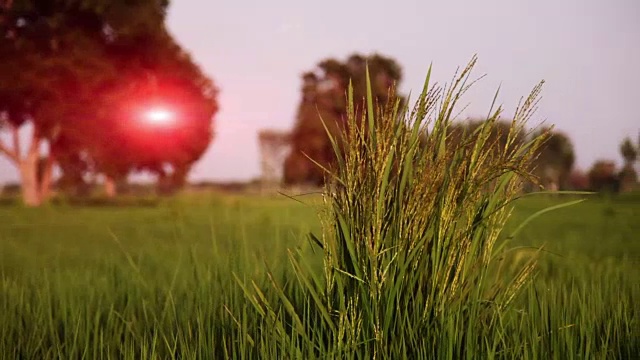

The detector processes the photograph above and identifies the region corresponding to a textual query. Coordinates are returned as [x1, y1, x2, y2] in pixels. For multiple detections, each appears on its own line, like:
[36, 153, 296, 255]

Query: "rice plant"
[234, 56, 563, 358]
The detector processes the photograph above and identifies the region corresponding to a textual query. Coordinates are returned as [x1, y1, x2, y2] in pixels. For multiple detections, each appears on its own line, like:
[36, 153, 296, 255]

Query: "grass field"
[0, 192, 638, 359]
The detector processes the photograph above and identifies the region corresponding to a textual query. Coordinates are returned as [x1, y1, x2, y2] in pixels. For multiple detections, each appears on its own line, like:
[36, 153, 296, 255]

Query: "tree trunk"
[39, 153, 55, 202]
[104, 175, 117, 198]
[0, 123, 53, 207]
[19, 150, 42, 207]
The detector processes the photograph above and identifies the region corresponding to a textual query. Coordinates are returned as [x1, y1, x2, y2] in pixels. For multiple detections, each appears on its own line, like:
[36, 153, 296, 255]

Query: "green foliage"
[284, 53, 405, 186]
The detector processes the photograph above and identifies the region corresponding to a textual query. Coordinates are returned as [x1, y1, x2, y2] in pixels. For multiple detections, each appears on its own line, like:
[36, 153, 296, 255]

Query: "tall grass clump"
[235, 56, 552, 358]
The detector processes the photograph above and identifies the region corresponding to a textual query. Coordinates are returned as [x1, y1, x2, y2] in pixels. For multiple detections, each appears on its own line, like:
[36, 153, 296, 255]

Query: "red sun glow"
[143, 107, 175, 125]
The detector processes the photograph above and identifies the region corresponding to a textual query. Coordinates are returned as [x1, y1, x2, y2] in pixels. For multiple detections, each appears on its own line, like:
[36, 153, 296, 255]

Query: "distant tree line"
[282, 52, 639, 194]
[584, 136, 639, 193]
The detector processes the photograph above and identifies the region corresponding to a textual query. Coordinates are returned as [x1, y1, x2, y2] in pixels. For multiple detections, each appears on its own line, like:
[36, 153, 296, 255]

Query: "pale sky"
[1, 0, 639, 184]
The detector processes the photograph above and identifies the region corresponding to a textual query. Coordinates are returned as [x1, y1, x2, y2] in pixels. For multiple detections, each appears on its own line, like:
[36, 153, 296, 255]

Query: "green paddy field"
[0, 192, 638, 359]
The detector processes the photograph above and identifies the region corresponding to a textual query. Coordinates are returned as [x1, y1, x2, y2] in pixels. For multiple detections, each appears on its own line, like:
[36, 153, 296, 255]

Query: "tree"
[530, 127, 575, 190]
[620, 136, 638, 166]
[71, 9, 219, 197]
[567, 169, 589, 191]
[92, 36, 218, 196]
[284, 53, 405, 186]
[0, 1, 217, 202]
[0, 0, 123, 206]
[618, 136, 638, 192]
[588, 160, 619, 193]
[0, 0, 166, 205]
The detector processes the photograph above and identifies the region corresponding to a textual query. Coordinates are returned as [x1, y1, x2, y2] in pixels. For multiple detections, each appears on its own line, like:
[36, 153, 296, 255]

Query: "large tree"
[283, 53, 405, 186]
[0, 0, 217, 202]
[0, 0, 123, 205]
[80, 23, 218, 197]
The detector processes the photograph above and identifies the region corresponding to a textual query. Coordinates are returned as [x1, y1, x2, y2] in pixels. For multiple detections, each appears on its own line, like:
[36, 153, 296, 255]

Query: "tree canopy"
[86, 26, 218, 193]
[283, 53, 404, 186]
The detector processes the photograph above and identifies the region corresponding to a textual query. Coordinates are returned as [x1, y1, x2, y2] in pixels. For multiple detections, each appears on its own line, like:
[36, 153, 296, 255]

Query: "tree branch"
[0, 122, 19, 162]
[11, 122, 21, 159]
[0, 138, 18, 162]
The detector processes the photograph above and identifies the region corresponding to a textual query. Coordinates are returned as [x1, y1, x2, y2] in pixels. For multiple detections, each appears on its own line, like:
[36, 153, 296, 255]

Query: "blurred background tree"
[0, 0, 124, 205]
[91, 32, 218, 197]
[452, 119, 526, 153]
[567, 169, 589, 191]
[588, 160, 619, 193]
[530, 127, 575, 190]
[618, 136, 638, 192]
[283, 53, 405, 186]
[0, 0, 218, 204]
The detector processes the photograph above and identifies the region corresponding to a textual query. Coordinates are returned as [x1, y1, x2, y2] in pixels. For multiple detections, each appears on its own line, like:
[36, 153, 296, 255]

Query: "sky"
[1, 0, 639, 184]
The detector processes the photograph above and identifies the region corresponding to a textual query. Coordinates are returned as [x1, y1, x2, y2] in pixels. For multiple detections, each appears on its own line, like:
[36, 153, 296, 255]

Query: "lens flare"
[144, 108, 174, 125]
